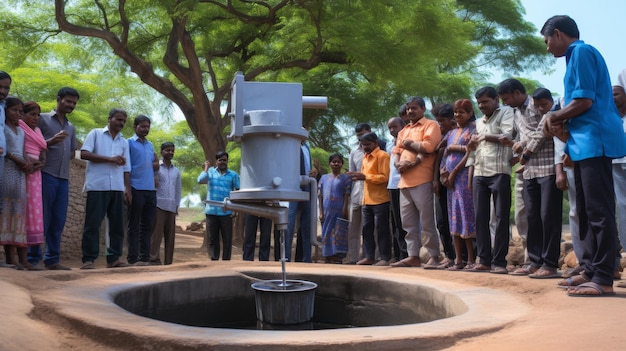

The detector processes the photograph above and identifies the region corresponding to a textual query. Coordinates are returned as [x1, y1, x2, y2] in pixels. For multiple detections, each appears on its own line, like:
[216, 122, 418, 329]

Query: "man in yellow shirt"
[347, 132, 391, 266]
[391, 96, 442, 268]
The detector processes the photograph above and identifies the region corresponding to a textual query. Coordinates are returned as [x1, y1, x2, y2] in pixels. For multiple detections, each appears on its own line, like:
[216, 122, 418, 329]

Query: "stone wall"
[61, 154, 87, 259]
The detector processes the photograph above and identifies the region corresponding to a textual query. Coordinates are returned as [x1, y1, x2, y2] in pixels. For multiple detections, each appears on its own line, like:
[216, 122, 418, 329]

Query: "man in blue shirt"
[541, 15, 626, 296]
[198, 151, 240, 260]
[126, 115, 158, 265]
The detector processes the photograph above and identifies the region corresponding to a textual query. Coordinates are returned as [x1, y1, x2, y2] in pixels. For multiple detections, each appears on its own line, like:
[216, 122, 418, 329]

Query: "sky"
[516, 0, 626, 95]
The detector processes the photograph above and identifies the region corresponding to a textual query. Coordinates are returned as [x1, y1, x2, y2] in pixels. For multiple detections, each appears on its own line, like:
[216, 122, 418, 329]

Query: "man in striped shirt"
[498, 78, 563, 279]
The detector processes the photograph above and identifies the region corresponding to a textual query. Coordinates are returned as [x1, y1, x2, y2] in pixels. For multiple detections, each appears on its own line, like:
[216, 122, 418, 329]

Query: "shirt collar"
[565, 40, 584, 62]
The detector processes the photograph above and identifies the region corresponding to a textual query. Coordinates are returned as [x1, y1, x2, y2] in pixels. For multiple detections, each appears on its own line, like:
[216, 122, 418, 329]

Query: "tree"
[1, 0, 551, 162]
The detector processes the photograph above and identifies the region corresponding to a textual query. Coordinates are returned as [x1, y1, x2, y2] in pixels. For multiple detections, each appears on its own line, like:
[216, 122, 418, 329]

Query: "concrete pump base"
[33, 264, 527, 351]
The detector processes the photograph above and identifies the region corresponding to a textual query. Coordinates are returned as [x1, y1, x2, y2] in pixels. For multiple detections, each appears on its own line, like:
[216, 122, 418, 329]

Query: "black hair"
[4, 96, 23, 110]
[406, 96, 426, 108]
[475, 86, 498, 100]
[358, 131, 378, 143]
[161, 142, 175, 151]
[431, 103, 454, 119]
[497, 78, 526, 95]
[0, 71, 11, 81]
[328, 153, 344, 164]
[57, 87, 80, 100]
[355, 123, 371, 133]
[216, 151, 229, 160]
[541, 15, 579, 39]
[108, 108, 127, 119]
[532, 88, 554, 102]
[134, 114, 151, 126]
[398, 104, 407, 117]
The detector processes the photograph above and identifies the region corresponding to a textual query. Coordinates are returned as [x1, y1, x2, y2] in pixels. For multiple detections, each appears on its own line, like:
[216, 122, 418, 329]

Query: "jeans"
[435, 185, 455, 260]
[284, 200, 312, 262]
[150, 208, 177, 265]
[613, 163, 626, 252]
[576, 157, 617, 286]
[389, 189, 407, 260]
[473, 174, 511, 268]
[243, 215, 272, 261]
[523, 175, 563, 269]
[362, 202, 391, 261]
[127, 188, 157, 263]
[206, 214, 233, 260]
[81, 191, 125, 264]
[28, 173, 69, 266]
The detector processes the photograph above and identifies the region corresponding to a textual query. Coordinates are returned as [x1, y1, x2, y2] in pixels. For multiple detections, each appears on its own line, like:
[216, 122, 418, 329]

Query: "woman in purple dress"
[318, 153, 351, 263]
[440, 99, 476, 270]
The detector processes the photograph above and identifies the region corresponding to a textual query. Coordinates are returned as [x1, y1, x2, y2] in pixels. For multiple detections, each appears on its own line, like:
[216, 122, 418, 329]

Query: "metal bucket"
[251, 280, 317, 325]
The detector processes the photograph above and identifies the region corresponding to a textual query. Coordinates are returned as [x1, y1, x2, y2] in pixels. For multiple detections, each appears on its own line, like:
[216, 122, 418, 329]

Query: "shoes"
[373, 260, 389, 266]
[45, 263, 72, 271]
[528, 267, 561, 279]
[0, 262, 16, 269]
[356, 258, 375, 265]
[134, 261, 150, 266]
[80, 262, 95, 270]
[149, 259, 163, 266]
[390, 257, 421, 268]
[510, 265, 538, 276]
[423, 257, 441, 270]
[107, 260, 131, 268]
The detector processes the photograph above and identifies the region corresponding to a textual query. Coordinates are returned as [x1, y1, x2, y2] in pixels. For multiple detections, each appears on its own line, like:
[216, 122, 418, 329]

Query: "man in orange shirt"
[347, 132, 391, 266]
[391, 96, 442, 268]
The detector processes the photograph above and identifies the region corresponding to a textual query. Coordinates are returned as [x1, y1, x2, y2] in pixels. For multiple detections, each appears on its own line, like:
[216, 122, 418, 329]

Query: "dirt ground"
[1, 222, 625, 351]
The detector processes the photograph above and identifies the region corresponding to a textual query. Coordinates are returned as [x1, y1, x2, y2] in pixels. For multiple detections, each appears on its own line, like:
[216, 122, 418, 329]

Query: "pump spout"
[204, 199, 289, 230]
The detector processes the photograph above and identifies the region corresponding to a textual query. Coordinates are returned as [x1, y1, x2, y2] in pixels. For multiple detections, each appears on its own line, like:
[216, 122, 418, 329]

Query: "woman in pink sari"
[18, 101, 46, 269]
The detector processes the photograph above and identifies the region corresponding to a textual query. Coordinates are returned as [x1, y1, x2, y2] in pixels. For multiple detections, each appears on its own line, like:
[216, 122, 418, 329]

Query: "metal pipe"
[298, 175, 321, 248]
[302, 96, 328, 110]
[204, 199, 289, 230]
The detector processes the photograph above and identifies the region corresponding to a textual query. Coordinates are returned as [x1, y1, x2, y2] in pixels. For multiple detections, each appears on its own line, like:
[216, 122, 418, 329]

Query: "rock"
[563, 250, 577, 268]
[186, 222, 205, 232]
[560, 241, 573, 254]
[506, 246, 525, 266]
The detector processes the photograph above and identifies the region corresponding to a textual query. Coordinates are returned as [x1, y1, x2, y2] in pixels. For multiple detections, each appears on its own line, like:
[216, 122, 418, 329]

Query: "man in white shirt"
[79, 108, 132, 269]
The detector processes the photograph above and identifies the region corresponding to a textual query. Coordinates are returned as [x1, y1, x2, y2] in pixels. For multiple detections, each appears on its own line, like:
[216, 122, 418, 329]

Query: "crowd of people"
[2, 15, 626, 298]
[0, 77, 182, 270]
[245, 16, 626, 298]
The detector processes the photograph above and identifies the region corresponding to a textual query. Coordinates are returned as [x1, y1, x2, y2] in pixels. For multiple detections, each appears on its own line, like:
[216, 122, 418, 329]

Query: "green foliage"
[1, 0, 552, 198]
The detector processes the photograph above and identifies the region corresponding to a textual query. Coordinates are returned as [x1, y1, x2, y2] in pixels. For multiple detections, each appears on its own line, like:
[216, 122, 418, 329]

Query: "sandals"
[447, 262, 466, 271]
[557, 273, 589, 289]
[567, 282, 615, 297]
[510, 265, 538, 276]
[529, 267, 561, 279]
